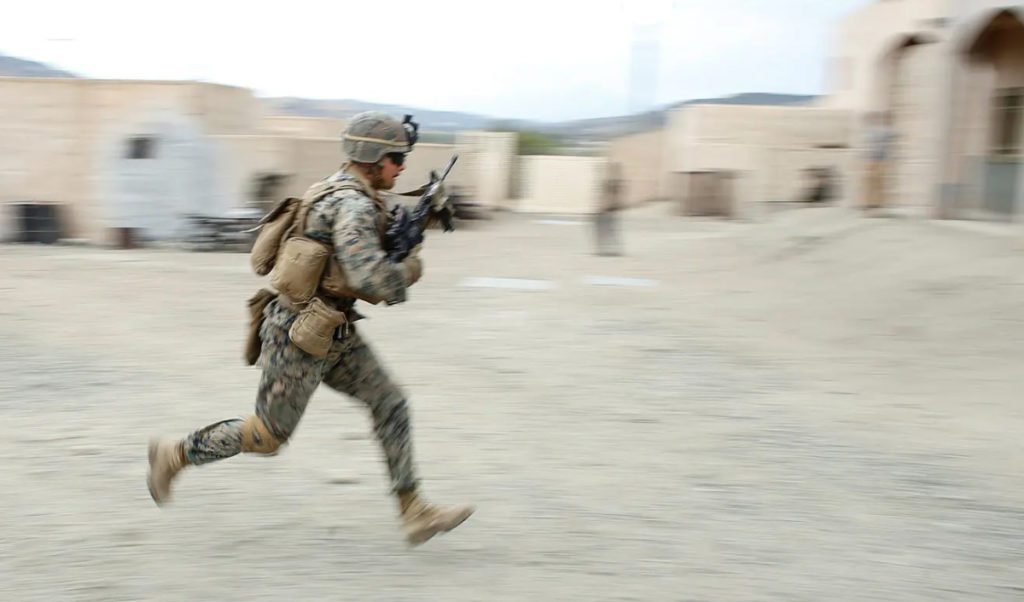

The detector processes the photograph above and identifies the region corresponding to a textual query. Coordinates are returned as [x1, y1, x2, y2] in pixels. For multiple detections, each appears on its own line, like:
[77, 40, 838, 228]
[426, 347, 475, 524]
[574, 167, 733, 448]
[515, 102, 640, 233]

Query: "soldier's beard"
[365, 164, 393, 190]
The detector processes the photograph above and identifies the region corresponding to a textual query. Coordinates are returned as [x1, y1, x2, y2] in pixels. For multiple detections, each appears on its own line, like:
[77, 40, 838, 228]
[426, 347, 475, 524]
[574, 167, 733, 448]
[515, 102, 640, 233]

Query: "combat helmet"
[342, 111, 419, 163]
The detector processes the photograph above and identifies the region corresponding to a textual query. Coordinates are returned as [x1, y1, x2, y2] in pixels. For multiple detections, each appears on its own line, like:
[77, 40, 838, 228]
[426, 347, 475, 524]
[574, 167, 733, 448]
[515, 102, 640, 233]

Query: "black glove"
[384, 205, 424, 262]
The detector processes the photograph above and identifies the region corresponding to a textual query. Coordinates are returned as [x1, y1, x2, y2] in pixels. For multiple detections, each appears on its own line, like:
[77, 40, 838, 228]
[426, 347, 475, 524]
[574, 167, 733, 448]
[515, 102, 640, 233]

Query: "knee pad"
[240, 415, 286, 455]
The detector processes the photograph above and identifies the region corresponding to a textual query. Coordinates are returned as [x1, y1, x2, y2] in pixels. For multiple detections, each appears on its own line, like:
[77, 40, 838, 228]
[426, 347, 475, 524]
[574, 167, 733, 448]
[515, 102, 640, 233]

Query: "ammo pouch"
[250, 173, 392, 332]
[245, 288, 278, 365]
[270, 236, 330, 303]
[288, 296, 348, 358]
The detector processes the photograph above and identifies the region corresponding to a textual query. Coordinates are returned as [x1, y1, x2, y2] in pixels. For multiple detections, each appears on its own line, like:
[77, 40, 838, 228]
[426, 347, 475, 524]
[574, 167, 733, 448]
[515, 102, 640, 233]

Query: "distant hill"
[536, 93, 818, 140]
[262, 97, 497, 132]
[0, 53, 77, 78]
[0, 51, 815, 141]
[266, 92, 817, 141]
[678, 92, 817, 108]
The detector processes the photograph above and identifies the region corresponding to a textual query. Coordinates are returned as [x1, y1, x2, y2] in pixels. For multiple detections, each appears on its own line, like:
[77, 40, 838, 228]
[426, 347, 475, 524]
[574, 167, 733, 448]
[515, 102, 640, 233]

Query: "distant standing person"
[863, 111, 896, 213]
[594, 162, 625, 256]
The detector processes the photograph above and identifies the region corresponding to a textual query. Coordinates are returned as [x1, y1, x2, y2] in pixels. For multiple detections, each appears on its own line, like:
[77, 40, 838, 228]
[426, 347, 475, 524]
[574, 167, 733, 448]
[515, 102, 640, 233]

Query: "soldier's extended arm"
[332, 192, 418, 305]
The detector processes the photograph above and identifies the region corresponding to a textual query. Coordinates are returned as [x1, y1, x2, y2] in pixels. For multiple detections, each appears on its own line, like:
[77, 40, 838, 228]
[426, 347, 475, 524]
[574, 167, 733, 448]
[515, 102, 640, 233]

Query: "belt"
[275, 293, 356, 338]
[276, 292, 353, 314]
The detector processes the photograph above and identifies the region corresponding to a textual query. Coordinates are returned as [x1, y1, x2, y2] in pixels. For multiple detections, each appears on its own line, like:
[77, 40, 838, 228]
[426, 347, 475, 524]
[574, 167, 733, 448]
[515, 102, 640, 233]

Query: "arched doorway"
[964, 9, 1024, 218]
[875, 33, 940, 213]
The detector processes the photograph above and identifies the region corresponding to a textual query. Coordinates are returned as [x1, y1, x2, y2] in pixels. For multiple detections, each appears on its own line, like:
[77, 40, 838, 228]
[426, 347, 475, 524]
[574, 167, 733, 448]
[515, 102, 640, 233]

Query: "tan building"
[824, 0, 1024, 221]
[0, 77, 515, 244]
[516, 156, 608, 214]
[938, 2, 1024, 220]
[0, 78, 261, 243]
[13, 3, 1017, 233]
[606, 102, 851, 218]
[260, 115, 348, 139]
[454, 131, 517, 211]
[664, 104, 852, 217]
[606, 128, 668, 207]
[603, 0, 1023, 225]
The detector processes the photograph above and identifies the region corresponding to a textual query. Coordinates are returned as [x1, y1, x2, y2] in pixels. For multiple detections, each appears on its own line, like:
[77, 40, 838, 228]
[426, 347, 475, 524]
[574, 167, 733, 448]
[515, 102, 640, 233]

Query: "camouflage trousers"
[181, 299, 418, 494]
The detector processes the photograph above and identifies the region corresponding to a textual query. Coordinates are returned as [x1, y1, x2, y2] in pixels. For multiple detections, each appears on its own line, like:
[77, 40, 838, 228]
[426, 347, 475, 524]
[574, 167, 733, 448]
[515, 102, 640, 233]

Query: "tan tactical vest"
[250, 171, 388, 306]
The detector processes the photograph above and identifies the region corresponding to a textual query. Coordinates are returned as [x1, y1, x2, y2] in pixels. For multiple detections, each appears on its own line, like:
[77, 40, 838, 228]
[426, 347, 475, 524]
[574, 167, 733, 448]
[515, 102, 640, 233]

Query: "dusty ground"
[1, 204, 1022, 601]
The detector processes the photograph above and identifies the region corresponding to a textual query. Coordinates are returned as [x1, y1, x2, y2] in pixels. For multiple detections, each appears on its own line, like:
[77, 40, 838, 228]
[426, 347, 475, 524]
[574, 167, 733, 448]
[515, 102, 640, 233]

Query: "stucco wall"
[607, 128, 667, 206]
[517, 156, 605, 214]
[0, 78, 256, 242]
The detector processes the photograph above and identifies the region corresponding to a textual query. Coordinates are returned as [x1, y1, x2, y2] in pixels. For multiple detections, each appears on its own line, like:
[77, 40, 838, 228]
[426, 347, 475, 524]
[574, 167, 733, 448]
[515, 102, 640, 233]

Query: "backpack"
[249, 180, 361, 277]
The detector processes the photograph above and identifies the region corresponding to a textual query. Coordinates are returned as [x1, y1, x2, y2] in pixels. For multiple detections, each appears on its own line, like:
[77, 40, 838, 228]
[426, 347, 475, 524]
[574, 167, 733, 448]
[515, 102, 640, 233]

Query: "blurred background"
[1, 1, 1023, 600]
[1, 0, 1022, 240]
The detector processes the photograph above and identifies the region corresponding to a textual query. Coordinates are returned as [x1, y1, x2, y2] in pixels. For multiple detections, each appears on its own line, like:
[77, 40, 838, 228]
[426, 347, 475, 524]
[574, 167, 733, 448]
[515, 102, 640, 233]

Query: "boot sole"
[146, 439, 166, 507]
[407, 507, 475, 546]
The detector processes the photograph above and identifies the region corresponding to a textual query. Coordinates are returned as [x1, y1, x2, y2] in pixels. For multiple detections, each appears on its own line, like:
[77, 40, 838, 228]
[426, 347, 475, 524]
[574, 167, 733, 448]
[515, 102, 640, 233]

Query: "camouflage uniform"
[182, 167, 420, 493]
[151, 112, 472, 545]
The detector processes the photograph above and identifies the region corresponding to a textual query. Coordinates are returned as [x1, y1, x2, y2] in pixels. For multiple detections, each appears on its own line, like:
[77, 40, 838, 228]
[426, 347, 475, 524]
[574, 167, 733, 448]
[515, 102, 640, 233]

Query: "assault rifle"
[385, 154, 458, 262]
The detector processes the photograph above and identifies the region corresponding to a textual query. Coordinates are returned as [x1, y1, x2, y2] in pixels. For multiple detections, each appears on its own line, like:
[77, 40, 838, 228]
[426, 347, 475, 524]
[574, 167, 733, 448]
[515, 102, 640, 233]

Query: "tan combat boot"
[399, 490, 474, 546]
[147, 437, 187, 506]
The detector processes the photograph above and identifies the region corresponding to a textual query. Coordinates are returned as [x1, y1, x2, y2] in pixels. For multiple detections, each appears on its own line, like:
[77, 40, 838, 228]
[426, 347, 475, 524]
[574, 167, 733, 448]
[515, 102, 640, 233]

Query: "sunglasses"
[386, 152, 407, 166]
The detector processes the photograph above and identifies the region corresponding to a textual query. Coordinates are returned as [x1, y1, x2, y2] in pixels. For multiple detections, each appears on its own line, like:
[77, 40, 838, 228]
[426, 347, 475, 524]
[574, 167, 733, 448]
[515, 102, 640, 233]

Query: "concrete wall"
[823, 0, 952, 112]
[0, 76, 494, 243]
[821, 0, 955, 213]
[665, 145, 854, 214]
[0, 203, 13, 242]
[0, 78, 261, 243]
[100, 112, 227, 240]
[938, 3, 1024, 219]
[226, 128, 505, 211]
[0, 79, 82, 237]
[517, 156, 605, 214]
[211, 135, 292, 210]
[827, 0, 1024, 222]
[0, 77, 521, 242]
[261, 116, 347, 139]
[192, 83, 264, 135]
[210, 136, 458, 209]
[660, 103, 854, 216]
[677, 104, 849, 148]
[251, 137, 339, 200]
[886, 41, 947, 213]
[763, 147, 857, 206]
[455, 131, 516, 209]
[607, 128, 667, 206]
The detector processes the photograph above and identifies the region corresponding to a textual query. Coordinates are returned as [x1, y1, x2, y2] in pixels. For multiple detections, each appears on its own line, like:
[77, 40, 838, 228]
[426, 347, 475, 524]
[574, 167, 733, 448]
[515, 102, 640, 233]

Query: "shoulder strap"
[288, 180, 363, 239]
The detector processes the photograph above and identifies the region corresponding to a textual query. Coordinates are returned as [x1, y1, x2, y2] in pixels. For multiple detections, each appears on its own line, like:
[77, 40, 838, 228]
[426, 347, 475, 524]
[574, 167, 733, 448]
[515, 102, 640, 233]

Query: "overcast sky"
[0, 0, 868, 121]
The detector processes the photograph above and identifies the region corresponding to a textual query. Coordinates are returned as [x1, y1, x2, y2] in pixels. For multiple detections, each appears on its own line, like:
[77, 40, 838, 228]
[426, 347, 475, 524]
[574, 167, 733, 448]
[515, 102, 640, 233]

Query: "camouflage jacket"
[303, 164, 415, 309]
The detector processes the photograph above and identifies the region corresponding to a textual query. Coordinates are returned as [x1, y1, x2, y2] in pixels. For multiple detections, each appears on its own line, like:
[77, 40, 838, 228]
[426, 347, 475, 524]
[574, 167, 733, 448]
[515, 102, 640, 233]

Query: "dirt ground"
[1, 204, 1022, 601]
